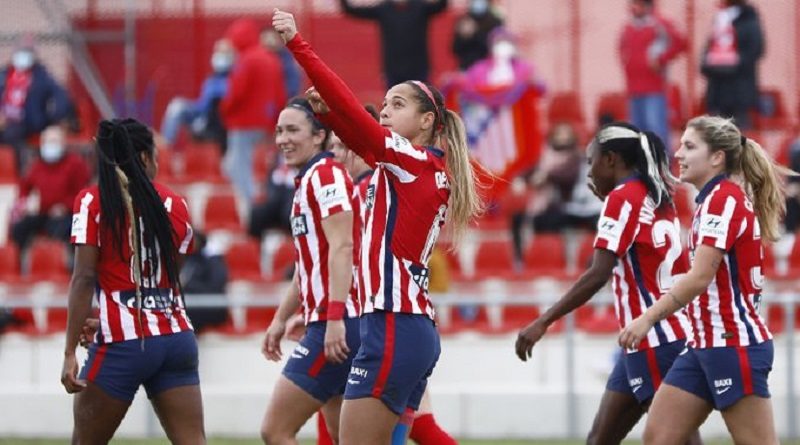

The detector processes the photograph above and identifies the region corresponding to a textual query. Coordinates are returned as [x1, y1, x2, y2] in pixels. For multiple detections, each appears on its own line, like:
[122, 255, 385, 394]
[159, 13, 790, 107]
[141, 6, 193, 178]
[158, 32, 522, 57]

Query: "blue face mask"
[211, 52, 234, 73]
[40, 142, 65, 163]
[12, 51, 34, 71]
[470, 0, 489, 15]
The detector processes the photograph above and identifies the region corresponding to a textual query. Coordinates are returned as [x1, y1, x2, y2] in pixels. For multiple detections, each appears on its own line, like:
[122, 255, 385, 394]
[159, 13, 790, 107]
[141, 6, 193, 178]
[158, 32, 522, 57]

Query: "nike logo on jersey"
[632, 385, 642, 393]
[716, 387, 732, 395]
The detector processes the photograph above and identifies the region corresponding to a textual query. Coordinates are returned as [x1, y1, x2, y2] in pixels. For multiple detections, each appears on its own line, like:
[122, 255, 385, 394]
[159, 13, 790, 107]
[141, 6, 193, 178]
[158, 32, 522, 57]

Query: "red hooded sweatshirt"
[220, 19, 286, 131]
[619, 14, 686, 95]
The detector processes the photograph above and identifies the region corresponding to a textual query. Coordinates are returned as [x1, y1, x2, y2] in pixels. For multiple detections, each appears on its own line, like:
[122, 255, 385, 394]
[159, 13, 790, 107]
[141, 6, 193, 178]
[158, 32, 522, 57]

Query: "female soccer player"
[620, 115, 787, 444]
[273, 9, 483, 444]
[515, 122, 701, 445]
[260, 97, 360, 445]
[61, 118, 204, 444]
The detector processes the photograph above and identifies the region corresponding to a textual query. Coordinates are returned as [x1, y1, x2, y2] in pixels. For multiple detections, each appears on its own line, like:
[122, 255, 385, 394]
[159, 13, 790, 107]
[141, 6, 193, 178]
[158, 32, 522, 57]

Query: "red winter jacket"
[619, 14, 686, 95]
[220, 19, 286, 131]
[19, 153, 91, 215]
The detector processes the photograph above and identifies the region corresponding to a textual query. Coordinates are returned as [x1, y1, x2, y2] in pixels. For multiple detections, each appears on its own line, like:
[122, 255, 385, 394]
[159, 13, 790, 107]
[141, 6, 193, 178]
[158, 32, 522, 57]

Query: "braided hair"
[95, 118, 183, 324]
[591, 121, 676, 207]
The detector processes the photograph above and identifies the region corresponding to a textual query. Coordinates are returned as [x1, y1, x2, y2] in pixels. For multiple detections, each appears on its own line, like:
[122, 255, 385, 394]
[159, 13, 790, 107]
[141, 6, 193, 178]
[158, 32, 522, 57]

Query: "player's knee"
[260, 423, 290, 445]
[643, 421, 674, 445]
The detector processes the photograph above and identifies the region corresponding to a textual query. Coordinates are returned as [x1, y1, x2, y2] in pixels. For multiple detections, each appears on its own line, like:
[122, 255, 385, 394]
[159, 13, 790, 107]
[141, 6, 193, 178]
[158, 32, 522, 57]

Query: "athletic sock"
[409, 413, 457, 445]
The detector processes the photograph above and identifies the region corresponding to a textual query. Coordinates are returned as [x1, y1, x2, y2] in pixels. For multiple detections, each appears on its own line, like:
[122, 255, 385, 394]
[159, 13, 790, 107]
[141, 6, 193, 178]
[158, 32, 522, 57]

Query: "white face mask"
[211, 52, 233, 73]
[40, 142, 65, 163]
[12, 51, 34, 71]
[492, 41, 516, 60]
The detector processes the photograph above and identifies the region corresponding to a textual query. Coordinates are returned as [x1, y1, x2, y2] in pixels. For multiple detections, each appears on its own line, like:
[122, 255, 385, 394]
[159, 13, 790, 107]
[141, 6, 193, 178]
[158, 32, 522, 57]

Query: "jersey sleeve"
[167, 193, 195, 255]
[593, 190, 640, 256]
[380, 132, 433, 181]
[697, 189, 741, 251]
[312, 165, 353, 219]
[70, 189, 99, 246]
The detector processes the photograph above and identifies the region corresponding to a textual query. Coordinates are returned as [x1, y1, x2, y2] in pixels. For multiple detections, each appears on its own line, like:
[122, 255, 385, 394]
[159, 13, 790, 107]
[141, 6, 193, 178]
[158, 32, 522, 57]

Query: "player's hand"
[284, 313, 306, 342]
[618, 314, 653, 350]
[324, 319, 350, 364]
[262, 320, 286, 362]
[272, 9, 298, 44]
[60, 353, 86, 394]
[515, 319, 547, 362]
[79, 317, 100, 348]
[305, 87, 330, 114]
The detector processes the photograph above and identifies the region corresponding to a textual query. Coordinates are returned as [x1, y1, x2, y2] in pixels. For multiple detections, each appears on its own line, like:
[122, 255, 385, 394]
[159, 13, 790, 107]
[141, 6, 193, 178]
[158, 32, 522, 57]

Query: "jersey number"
[652, 219, 682, 293]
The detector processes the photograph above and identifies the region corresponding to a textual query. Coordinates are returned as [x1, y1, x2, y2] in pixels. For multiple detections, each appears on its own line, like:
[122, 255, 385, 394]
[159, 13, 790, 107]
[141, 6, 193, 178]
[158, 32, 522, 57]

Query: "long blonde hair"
[687, 115, 794, 242]
[405, 81, 485, 245]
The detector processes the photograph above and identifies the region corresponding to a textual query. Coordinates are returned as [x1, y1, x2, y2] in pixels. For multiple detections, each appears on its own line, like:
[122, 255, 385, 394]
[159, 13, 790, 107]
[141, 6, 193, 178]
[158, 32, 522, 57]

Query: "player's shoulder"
[75, 184, 101, 207]
[606, 179, 646, 206]
[705, 179, 745, 207]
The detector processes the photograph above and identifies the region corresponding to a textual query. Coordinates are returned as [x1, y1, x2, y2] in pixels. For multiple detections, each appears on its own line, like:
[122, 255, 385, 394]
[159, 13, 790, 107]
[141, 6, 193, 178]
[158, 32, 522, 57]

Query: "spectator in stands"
[701, 0, 764, 129]
[180, 231, 229, 333]
[619, 0, 686, 150]
[247, 151, 296, 238]
[160, 38, 233, 153]
[0, 36, 72, 172]
[339, 0, 448, 88]
[221, 18, 286, 206]
[261, 28, 302, 99]
[451, 0, 504, 71]
[11, 125, 90, 255]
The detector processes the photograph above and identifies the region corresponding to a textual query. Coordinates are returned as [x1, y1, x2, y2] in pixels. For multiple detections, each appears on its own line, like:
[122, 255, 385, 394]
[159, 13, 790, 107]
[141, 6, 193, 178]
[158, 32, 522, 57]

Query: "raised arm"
[273, 10, 388, 162]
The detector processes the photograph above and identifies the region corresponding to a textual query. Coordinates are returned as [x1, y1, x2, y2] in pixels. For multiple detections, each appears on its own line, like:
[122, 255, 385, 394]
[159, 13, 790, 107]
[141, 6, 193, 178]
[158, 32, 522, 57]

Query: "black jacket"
[701, 4, 764, 112]
[0, 63, 72, 136]
[340, 0, 448, 86]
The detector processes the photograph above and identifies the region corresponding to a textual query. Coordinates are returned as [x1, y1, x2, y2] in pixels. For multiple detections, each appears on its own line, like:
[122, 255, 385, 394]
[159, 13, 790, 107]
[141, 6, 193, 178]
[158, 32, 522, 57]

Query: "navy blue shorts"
[606, 340, 686, 404]
[283, 317, 361, 403]
[344, 311, 440, 415]
[663, 341, 773, 410]
[79, 330, 199, 402]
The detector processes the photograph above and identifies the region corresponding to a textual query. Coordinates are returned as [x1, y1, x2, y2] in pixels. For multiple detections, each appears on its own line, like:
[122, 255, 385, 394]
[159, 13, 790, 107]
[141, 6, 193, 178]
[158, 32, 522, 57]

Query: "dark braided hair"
[95, 118, 183, 312]
[591, 121, 676, 207]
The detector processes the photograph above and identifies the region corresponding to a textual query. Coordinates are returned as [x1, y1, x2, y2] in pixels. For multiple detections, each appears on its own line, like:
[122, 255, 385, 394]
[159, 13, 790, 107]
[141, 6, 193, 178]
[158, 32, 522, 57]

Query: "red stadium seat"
[252, 144, 273, 185]
[0, 244, 21, 282]
[667, 83, 685, 130]
[26, 238, 70, 283]
[155, 148, 178, 184]
[575, 232, 596, 272]
[548, 91, 585, 127]
[524, 234, 567, 277]
[474, 239, 516, 277]
[181, 144, 225, 184]
[755, 88, 789, 131]
[0, 147, 18, 184]
[270, 238, 296, 280]
[203, 194, 241, 232]
[225, 240, 262, 281]
[596, 92, 628, 123]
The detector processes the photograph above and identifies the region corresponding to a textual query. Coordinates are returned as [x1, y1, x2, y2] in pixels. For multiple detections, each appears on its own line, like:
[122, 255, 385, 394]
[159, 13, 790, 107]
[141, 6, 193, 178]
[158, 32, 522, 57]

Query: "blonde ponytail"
[441, 109, 485, 245]
[739, 139, 792, 242]
[116, 166, 145, 340]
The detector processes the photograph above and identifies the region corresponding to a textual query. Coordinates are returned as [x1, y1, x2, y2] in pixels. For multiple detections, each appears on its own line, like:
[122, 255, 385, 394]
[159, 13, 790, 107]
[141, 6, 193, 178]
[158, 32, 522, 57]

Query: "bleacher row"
[2, 84, 800, 336]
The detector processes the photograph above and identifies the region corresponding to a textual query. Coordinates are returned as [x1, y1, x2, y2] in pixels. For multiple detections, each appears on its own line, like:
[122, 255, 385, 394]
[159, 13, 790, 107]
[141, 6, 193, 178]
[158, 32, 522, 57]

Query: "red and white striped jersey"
[292, 152, 359, 323]
[70, 183, 195, 344]
[594, 178, 692, 352]
[288, 33, 451, 320]
[687, 175, 771, 348]
[351, 170, 373, 310]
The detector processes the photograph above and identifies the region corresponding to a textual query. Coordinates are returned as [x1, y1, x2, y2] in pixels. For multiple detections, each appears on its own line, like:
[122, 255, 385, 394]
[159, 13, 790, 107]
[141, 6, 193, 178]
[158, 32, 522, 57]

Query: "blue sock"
[391, 423, 410, 445]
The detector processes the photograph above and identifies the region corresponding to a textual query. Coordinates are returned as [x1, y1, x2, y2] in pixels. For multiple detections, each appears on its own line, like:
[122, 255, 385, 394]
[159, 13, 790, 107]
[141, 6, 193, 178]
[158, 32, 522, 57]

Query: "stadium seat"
[755, 88, 789, 130]
[26, 238, 70, 283]
[203, 193, 241, 232]
[524, 234, 567, 277]
[474, 239, 516, 277]
[547, 91, 585, 128]
[181, 144, 225, 184]
[270, 237, 296, 280]
[0, 147, 18, 184]
[155, 148, 178, 184]
[225, 239, 263, 281]
[252, 143, 273, 184]
[774, 131, 797, 167]
[667, 83, 685, 130]
[0, 243, 21, 282]
[596, 92, 628, 123]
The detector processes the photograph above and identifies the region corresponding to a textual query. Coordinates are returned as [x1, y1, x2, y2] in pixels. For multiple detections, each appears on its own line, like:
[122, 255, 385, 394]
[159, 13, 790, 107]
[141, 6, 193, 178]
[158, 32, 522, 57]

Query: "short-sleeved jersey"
[292, 152, 359, 324]
[594, 178, 692, 352]
[351, 170, 373, 310]
[358, 132, 450, 321]
[687, 175, 771, 348]
[70, 183, 195, 344]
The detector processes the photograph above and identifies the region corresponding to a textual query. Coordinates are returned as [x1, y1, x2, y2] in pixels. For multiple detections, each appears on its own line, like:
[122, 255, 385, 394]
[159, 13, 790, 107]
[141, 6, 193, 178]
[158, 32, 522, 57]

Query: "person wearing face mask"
[701, 0, 764, 130]
[10, 125, 90, 256]
[159, 38, 233, 152]
[0, 36, 72, 172]
[451, 0, 503, 71]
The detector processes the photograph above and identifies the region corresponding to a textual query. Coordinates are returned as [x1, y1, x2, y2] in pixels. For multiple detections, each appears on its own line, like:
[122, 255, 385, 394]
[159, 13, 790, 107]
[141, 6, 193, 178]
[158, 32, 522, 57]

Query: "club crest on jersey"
[365, 184, 376, 210]
[291, 214, 309, 236]
[409, 264, 430, 292]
